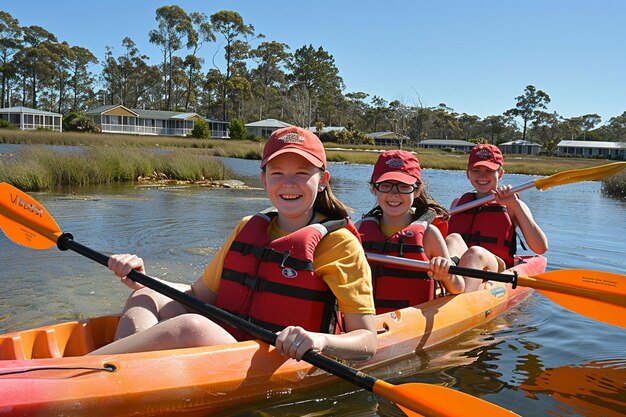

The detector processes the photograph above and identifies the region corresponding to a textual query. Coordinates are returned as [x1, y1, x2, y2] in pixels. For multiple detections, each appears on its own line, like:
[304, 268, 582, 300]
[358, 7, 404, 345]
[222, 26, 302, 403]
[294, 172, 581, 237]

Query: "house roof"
[0, 106, 61, 116]
[557, 140, 626, 149]
[499, 140, 542, 147]
[86, 105, 201, 120]
[245, 118, 292, 128]
[307, 126, 347, 133]
[366, 131, 408, 139]
[418, 139, 475, 146]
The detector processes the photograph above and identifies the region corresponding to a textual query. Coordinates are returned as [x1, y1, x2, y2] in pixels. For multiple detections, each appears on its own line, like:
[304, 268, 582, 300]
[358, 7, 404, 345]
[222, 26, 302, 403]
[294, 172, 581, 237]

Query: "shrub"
[191, 118, 211, 139]
[0, 119, 17, 129]
[63, 112, 101, 133]
[229, 118, 247, 140]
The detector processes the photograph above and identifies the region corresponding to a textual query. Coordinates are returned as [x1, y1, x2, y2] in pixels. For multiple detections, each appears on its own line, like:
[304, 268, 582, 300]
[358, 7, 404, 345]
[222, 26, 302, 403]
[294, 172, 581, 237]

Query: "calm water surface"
[1, 155, 625, 417]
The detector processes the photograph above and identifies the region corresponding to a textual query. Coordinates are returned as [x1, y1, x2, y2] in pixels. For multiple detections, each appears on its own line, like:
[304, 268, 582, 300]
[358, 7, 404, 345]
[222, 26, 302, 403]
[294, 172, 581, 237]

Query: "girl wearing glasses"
[355, 150, 464, 314]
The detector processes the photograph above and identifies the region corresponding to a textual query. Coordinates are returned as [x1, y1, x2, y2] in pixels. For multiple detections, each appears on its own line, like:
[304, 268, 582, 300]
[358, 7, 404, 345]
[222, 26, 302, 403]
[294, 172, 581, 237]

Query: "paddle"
[449, 161, 626, 215]
[0, 182, 519, 417]
[366, 253, 626, 328]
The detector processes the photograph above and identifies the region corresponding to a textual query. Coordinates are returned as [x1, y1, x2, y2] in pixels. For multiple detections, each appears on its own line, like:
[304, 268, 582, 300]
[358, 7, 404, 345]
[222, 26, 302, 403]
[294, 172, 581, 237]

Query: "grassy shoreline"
[1, 130, 623, 198]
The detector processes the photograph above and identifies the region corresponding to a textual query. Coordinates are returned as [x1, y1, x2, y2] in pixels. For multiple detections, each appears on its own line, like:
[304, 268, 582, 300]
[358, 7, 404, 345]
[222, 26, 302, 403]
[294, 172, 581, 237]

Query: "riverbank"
[1, 129, 623, 197]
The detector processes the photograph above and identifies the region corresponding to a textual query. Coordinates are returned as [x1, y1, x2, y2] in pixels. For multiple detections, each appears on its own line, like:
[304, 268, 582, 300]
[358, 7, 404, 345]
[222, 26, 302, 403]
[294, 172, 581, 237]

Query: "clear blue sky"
[3, 0, 626, 123]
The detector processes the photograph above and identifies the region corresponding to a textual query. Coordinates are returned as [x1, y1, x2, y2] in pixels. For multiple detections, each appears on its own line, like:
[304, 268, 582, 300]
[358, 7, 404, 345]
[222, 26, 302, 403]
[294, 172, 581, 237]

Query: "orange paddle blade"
[0, 182, 62, 249]
[533, 161, 626, 190]
[518, 269, 626, 328]
[373, 380, 520, 417]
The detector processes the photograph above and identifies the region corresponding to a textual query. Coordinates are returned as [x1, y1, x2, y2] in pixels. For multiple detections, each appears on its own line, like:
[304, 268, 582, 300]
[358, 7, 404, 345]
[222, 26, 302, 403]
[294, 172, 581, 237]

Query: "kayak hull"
[0, 255, 546, 417]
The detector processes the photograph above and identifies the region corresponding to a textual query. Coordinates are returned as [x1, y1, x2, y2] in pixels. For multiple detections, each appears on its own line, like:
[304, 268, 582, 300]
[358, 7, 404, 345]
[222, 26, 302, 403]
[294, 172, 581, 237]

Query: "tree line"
[1, 7, 625, 153]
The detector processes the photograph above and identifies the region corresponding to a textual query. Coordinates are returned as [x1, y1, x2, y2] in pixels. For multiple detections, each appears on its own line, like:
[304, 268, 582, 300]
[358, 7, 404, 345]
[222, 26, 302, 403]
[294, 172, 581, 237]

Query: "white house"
[245, 119, 292, 138]
[417, 139, 475, 153]
[498, 140, 543, 155]
[366, 131, 409, 147]
[86, 105, 229, 138]
[0, 106, 62, 132]
[557, 140, 626, 160]
[307, 126, 347, 135]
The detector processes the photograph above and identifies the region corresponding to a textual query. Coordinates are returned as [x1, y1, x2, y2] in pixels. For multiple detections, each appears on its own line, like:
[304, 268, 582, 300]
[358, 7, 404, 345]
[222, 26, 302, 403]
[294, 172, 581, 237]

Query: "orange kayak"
[0, 255, 546, 417]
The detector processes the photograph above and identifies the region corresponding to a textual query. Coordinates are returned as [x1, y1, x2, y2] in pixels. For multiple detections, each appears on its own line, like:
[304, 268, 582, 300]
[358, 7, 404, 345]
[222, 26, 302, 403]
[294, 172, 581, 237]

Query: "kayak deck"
[0, 255, 546, 417]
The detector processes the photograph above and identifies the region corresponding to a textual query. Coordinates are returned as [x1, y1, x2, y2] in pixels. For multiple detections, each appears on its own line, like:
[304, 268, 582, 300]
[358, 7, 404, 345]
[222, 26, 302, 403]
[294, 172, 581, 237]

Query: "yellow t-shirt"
[201, 215, 375, 315]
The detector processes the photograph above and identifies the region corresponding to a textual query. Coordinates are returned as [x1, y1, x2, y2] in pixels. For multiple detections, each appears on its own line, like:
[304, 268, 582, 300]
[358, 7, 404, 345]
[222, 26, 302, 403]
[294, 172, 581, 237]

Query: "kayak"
[0, 255, 546, 417]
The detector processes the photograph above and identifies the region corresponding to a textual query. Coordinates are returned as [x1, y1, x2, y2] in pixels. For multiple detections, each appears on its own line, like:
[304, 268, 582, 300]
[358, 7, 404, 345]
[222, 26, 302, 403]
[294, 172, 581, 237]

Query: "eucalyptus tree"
[68, 45, 97, 112]
[430, 103, 461, 139]
[210, 10, 257, 121]
[597, 111, 626, 141]
[14, 25, 57, 109]
[249, 41, 291, 120]
[481, 114, 517, 144]
[287, 45, 344, 127]
[457, 113, 482, 141]
[149, 5, 194, 110]
[183, 12, 215, 110]
[101, 37, 160, 109]
[0, 11, 22, 108]
[529, 111, 562, 155]
[505, 85, 551, 142]
[344, 91, 369, 130]
[45, 41, 74, 113]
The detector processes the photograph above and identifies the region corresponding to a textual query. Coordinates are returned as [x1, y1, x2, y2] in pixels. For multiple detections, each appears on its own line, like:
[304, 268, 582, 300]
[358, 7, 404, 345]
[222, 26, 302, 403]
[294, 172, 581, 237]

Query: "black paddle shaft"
[55, 233, 379, 392]
[449, 264, 518, 288]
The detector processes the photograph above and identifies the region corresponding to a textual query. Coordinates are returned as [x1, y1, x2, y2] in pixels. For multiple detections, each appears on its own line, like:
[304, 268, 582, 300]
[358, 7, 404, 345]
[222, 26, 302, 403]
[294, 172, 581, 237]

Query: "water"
[1, 155, 625, 416]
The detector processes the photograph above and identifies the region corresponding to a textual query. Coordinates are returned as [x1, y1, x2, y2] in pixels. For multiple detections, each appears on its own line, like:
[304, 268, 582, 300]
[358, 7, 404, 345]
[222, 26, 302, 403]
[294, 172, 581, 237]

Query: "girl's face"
[261, 153, 329, 231]
[373, 181, 420, 224]
[466, 166, 503, 194]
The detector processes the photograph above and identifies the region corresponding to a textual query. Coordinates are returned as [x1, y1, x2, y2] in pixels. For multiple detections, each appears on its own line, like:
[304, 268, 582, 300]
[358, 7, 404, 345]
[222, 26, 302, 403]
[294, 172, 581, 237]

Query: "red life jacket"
[358, 209, 433, 314]
[448, 192, 517, 268]
[214, 209, 359, 340]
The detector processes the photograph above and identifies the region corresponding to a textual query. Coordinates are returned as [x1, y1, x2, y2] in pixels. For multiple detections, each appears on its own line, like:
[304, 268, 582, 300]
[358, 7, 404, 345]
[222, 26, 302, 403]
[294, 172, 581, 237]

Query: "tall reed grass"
[0, 147, 233, 191]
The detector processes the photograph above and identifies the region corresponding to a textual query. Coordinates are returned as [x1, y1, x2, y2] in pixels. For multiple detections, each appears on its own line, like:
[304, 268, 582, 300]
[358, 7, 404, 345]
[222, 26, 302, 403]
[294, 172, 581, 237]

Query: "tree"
[183, 12, 215, 110]
[149, 5, 194, 110]
[15, 26, 59, 109]
[287, 45, 344, 127]
[210, 10, 257, 121]
[228, 117, 247, 139]
[68, 45, 97, 112]
[0, 11, 22, 108]
[190, 117, 210, 138]
[529, 111, 562, 155]
[249, 41, 291, 120]
[505, 85, 551, 142]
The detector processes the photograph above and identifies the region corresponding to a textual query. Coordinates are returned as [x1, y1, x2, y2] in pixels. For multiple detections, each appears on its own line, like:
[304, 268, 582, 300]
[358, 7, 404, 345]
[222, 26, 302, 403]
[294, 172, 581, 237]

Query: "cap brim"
[374, 171, 419, 184]
[262, 147, 325, 169]
[468, 161, 501, 170]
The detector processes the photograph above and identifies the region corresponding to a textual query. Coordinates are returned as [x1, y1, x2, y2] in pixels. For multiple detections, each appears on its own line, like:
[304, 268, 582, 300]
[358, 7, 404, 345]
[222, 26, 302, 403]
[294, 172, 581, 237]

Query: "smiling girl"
[356, 150, 464, 314]
[91, 127, 377, 362]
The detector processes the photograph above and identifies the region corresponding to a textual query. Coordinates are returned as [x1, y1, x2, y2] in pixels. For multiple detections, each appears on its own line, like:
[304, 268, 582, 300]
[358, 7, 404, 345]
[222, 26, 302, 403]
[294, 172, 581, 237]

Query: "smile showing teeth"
[281, 194, 301, 200]
[386, 201, 402, 207]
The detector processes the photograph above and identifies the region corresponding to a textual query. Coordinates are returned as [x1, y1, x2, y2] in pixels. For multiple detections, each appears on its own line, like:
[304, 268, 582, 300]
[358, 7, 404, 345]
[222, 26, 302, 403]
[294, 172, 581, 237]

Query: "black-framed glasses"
[374, 182, 418, 194]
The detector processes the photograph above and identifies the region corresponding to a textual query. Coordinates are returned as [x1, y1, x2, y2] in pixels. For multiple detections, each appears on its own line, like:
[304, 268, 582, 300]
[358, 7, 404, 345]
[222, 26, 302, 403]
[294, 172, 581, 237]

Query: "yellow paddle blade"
[0, 182, 61, 249]
[373, 380, 520, 417]
[533, 162, 626, 191]
[518, 269, 626, 328]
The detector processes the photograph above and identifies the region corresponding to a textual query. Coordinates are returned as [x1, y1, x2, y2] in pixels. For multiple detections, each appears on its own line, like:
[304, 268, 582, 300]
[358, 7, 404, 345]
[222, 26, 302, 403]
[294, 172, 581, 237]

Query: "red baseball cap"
[371, 150, 421, 184]
[261, 126, 326, 169]
[468, 144, 504, 170]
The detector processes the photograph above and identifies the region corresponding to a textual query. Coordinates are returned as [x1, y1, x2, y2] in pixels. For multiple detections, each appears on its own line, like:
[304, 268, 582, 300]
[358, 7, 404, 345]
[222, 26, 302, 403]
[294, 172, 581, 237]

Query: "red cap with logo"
[467, 144, 504, 170]
[371, 150, 422, 184]
[262, 126, 326, 169]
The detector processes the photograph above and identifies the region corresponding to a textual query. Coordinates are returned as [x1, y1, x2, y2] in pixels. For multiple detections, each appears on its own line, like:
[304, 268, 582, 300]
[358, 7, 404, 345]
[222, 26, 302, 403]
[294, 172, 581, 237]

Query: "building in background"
[0, 106, 62, 132]
[245, 119, 292, 138]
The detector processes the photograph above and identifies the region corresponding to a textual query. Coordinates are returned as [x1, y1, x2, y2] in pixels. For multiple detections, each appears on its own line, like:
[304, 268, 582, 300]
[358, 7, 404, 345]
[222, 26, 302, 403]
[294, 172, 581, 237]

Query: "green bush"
[190, 118, 211, 139]
[0, 119, 17, 129]
[229, 118, 247, 140]
[63, 112, 101, 133]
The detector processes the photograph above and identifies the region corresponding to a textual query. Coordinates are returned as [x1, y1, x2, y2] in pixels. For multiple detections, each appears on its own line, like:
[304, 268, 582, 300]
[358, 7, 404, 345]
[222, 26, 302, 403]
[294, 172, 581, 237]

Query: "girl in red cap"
[91, 127, 377, 362]
[356, 150, 464, 314]
[447, 144, 548, 292]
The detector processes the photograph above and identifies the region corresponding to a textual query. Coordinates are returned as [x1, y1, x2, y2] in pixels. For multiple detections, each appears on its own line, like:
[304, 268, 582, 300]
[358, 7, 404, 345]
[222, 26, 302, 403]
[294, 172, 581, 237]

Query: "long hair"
[314, 173, 351, 219]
